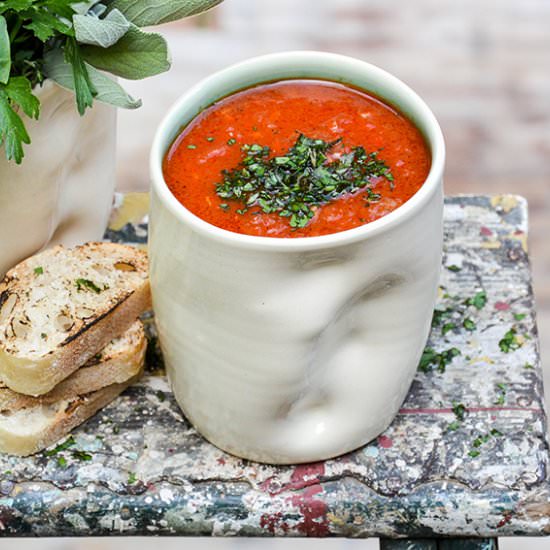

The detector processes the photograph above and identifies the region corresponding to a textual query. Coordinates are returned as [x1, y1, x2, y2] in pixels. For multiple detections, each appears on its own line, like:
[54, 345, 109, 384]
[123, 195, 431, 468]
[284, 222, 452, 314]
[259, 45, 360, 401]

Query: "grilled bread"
[0, 242, 151, 396]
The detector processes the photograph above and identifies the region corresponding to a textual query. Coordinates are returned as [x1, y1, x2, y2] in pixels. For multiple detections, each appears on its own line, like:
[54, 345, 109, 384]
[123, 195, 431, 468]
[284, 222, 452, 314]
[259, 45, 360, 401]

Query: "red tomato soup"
[163, 79, 431, 238]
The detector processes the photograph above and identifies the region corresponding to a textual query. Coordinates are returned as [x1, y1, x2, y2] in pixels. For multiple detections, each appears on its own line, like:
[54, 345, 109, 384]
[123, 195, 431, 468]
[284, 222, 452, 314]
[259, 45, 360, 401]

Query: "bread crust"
[0, 320, 146, 410]
[0, 371, 142, 456]
[0, 243, 151, 396]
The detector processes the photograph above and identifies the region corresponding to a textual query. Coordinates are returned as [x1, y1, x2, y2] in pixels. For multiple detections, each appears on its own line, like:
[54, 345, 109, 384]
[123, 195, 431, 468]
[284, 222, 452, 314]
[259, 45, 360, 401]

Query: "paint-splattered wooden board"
[0, 194, 548, 538]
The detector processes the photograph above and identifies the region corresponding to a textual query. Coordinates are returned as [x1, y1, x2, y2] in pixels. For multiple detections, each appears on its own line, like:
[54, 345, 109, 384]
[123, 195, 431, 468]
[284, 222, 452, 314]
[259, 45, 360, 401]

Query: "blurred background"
[7, 0, 550, 548]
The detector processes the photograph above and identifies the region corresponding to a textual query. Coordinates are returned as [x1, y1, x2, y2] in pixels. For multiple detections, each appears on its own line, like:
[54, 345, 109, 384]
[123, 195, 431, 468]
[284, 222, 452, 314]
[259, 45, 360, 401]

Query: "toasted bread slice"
[0, 373, 142, 456]
[0, 320, 146, 411]
[0, 242, 151, 396]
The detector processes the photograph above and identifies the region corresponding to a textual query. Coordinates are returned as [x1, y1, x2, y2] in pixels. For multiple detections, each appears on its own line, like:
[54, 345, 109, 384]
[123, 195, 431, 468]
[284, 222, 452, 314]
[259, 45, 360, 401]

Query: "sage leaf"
[4, 76, 40, 119]
[72, 1, 105, 15]
[0, 16, 10, 84]
[43, 49, 142, 110]
[106, 0, 223, 26]
[81, 25, 169, 79]
[74, 8, 130, 48]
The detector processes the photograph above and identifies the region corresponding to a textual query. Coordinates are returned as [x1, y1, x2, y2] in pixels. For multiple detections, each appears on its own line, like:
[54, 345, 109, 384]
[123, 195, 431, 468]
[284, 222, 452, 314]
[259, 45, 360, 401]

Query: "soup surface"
[163, 79, 431, 238]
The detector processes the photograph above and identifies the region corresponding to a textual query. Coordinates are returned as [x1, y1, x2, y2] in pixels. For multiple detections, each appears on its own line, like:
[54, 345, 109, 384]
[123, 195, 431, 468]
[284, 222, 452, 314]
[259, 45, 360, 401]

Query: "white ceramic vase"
[150, 52, 445, 464]
[0, 80, 117, 277]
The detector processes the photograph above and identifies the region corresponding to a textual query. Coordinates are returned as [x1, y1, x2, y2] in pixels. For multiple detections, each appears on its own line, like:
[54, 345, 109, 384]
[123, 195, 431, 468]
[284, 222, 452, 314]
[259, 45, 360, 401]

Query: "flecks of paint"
[496, 511, 513, 528]
[364, 446, 379, 458]
[480, 226, 493, 236]
[261, 463, 325, 496]
[494, 301, 510, 311]
[378, 435, 393, 448]
[290, 485, 329, 536]
[260, 512, 289, 534]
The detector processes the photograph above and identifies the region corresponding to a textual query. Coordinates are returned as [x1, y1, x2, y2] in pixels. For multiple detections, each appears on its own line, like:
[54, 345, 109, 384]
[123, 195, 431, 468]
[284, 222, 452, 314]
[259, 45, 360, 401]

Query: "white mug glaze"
[0, 80, 116, 277]
[149, 51, 445, 464]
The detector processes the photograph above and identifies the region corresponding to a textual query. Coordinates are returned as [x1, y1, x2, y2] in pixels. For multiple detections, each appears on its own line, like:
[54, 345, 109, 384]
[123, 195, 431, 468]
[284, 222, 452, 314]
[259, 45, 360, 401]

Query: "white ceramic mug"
[149, 51, 445, 464]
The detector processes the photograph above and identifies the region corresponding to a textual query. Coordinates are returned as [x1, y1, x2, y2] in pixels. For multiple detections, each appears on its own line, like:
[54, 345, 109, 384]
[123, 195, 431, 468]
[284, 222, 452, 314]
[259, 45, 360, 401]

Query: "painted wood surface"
[0, 194, 547, 538]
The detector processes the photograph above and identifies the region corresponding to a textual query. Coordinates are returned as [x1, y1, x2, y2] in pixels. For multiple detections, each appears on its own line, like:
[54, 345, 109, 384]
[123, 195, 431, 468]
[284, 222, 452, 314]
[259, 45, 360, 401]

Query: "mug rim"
[150, 50, 445, 251]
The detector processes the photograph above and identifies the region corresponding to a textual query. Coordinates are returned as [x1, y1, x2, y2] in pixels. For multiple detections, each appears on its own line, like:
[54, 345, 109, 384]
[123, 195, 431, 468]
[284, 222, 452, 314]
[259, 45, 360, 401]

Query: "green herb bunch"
[215, 134, 394, 229]
[0, 0, 222, 163]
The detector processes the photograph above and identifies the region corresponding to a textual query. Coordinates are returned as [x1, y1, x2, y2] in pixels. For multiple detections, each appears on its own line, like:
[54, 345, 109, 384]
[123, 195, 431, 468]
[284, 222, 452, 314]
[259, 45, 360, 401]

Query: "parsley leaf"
[4, 76, 40, 118]
[0, 88, 30, 163]
[0, 1, 34, 13]
[64, 38, 95, 115]
[23, 6, 73, 41]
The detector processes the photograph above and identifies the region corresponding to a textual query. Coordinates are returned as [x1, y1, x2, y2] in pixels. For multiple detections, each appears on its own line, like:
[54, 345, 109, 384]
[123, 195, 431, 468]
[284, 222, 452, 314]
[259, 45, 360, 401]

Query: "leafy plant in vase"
[0, 0, 222, 276]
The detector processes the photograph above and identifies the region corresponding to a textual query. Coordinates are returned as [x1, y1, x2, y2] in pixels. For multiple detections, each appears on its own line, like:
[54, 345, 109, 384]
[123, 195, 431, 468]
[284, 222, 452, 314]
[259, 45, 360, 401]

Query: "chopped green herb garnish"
[113, 424, 120, 435]
[215, 134, 394, 229]
[447, 420, 461, 432]
[227, 138, 237, 146]
[495, 394, 505, 405]
[447, 265, 461, 272]
[45, 436, 75, 456]
[419, 347, 461, 373]
[432, 308, 453, 327]
[57, 456, 67, 468]
[463, 318, 476, 331]
[466, 291, 487, 310]
[524, 363, 534, 370]
[513, 313, 526, 321]
[452, 402, 467, 421]
[472, 434, 491, 448]
[499, 328, 521, 353]
[442, 322, 456, 335]
[364, 188, 382, 205]
[40, 333, 47, 339]
[206, 137, 215, 142]
[494, 382, 507, 405]
[187, 144, 197, 150]
[72, 450, 92, 461]
[75, 278, 102, 294]
[469, 429, 503, 457]
[156, 390, 166, 402]
[219, 203, 229, 211]
[128, 472, 137, 484]
[34, 266, 43, 275]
